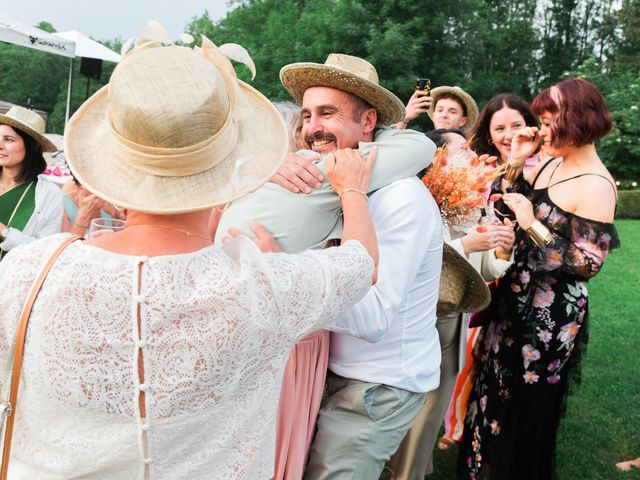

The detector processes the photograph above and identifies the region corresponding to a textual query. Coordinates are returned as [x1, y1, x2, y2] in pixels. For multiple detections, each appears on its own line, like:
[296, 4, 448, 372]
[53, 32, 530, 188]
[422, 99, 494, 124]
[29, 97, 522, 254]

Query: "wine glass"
[87, 218, 126, 238]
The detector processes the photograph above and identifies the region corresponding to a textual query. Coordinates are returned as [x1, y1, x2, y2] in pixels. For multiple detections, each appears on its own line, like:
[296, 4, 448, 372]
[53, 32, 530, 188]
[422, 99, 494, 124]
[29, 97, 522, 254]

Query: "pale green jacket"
[215, 127, 436, 253]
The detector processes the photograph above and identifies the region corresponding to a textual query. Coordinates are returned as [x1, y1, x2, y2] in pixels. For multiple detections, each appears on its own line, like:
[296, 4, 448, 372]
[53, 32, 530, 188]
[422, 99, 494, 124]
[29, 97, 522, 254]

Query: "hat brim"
[427, 86, 479, 135]
[64, 81, 288, 215]
[438, 243, 490, 315]
[280, 63, 405, 126]
[0, 114, 57, 153]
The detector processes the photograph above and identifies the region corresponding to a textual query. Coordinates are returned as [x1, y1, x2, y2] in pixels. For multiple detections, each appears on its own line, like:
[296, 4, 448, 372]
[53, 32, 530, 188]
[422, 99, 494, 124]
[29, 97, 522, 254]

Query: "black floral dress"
[458, 160, 619, 480]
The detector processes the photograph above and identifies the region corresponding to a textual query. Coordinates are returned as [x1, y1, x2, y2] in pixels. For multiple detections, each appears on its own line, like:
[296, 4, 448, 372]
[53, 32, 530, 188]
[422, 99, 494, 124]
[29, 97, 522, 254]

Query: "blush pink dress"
[274, 330, 330, 480]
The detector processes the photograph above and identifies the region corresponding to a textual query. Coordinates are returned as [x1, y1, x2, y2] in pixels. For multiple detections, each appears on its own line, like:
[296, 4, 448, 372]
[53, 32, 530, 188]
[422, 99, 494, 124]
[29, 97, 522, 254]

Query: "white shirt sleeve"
[328, 178, 441, 342]
[479, 248, 513, 280]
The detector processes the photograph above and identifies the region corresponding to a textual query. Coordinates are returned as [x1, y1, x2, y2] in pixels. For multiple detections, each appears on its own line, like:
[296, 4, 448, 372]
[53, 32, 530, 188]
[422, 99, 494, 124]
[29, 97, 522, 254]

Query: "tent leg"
[64, 57, 74, 128]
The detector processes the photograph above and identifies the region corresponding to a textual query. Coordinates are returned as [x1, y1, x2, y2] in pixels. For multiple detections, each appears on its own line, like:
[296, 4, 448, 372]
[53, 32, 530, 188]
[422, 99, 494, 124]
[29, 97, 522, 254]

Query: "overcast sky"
[0, 0, 233, 40]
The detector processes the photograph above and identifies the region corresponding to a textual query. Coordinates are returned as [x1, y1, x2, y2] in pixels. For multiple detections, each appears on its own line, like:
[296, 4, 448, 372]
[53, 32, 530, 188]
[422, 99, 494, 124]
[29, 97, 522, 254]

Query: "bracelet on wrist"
[503, 155, 524, 183]
[339, 188, 368, 202]
[494, 248, 511, 260]
[526, 220, 553, 248]
[74, 221, 89, 229]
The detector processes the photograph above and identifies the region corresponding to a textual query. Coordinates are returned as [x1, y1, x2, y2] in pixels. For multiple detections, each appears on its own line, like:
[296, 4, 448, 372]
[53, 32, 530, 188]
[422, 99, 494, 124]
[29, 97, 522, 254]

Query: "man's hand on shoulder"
[269, 152, 324, 194]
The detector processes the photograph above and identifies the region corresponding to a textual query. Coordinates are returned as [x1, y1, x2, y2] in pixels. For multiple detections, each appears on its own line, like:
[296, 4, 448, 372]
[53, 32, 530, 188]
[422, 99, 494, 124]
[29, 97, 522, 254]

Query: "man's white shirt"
[328, 176, 443, 393]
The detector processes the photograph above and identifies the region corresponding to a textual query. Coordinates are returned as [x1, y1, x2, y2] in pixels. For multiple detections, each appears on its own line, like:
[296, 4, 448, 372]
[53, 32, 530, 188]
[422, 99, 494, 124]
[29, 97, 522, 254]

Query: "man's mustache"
[305, 132, 337, 145]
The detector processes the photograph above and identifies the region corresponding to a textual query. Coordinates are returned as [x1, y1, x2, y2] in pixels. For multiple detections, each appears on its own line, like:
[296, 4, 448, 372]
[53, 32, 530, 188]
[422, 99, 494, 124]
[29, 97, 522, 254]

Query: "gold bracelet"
[526, 220, 553, 248]
[74, 221, 89, 229]
[494, 248, 511, 260]
[503, 155, 524, 183]
[339, 188, 368, 201]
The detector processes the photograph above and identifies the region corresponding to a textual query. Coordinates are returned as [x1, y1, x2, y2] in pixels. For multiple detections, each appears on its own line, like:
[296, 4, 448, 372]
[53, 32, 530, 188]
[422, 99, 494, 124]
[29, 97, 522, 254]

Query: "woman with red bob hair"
[458, 78, 619, 479]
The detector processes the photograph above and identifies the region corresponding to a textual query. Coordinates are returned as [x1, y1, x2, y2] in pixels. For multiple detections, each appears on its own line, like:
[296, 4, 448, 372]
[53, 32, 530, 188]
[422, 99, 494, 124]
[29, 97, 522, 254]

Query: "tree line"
[0, 0, 638, 180]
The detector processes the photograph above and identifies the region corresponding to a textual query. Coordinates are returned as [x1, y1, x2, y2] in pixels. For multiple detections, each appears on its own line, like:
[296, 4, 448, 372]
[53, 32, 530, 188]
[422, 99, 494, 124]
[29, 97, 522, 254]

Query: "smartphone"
[415, 78, 431, 93]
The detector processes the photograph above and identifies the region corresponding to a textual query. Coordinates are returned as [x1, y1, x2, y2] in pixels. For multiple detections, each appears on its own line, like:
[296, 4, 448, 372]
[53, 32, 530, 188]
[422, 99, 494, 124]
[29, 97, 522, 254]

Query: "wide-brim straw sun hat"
[428, 86, 479, 135]
[64, 37, 287, 214]
[0, 106, 57, 152]
[280, 54, 405, 126]
[437, 243, 490, 315]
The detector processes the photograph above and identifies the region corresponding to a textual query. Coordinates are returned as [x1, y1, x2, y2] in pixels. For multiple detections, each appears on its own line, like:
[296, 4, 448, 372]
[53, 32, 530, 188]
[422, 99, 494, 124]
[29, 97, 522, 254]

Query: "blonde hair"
[273, 101, 303, 151]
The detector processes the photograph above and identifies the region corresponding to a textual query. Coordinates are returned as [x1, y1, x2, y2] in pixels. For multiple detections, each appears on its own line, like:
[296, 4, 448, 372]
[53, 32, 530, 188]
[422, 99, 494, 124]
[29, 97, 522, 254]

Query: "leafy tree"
[0, 43, 68, 117]
[36, 21, 56, 33]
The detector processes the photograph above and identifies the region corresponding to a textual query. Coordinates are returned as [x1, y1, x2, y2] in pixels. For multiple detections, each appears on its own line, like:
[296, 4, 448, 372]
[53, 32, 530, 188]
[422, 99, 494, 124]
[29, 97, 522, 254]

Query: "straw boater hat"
[279, 54, 405, 125]
[64, 37, 287, 214]
[437, 244, 490, 315]
[428, 86, 479, 135]
[0, 106, 57, 152]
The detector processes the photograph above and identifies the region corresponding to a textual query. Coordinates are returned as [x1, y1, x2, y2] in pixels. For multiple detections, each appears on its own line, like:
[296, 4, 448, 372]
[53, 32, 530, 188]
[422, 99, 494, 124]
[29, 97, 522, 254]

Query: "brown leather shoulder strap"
[1, 235, 81, 480]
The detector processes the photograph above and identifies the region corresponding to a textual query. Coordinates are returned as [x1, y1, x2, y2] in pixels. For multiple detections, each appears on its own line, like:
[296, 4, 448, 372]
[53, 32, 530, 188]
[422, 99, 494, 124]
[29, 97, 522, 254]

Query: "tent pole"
[64, 57, 74, 128]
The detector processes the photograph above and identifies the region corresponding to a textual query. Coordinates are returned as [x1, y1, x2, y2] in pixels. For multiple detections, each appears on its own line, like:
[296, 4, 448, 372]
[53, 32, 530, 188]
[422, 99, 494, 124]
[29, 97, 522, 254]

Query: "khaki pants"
[304, 372, 427, 480]
[386, 312, 461, 480]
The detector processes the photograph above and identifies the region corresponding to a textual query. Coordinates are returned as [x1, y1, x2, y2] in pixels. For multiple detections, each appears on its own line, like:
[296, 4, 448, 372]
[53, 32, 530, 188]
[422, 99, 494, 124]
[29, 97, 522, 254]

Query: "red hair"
[532, 78, 611, 148]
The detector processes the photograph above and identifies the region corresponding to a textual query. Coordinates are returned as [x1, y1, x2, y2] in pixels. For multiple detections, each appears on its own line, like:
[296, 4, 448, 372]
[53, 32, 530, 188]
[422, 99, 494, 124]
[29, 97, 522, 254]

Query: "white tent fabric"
[53, 30, 120, 63]
[0, 11, 75, 57]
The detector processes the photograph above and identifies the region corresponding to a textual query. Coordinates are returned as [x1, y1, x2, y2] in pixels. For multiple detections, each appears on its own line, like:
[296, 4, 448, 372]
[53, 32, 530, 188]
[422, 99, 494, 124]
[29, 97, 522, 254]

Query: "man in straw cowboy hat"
[215, 55, 435, 478]
[0, 34, 382, 479]
[253, 53, 442, 479]
[397, 85, 479, 136]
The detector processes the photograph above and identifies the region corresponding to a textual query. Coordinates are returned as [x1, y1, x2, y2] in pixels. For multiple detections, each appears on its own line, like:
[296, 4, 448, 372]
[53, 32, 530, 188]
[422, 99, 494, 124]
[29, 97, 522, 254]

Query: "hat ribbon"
[107, 107, 239, 177]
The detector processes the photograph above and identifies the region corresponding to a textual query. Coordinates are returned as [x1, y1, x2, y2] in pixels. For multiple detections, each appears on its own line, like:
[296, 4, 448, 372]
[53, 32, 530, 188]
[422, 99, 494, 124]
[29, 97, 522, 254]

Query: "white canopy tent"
[0, 11, 75, 57]
[53, 30, 120, 63]
[0, 12, 120, 127]
[53, 30, 120, 125]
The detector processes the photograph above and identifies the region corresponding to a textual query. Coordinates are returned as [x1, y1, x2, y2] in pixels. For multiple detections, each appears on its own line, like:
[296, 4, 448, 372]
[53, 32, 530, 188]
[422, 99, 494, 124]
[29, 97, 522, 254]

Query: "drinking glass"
[87, 218, 126, 238]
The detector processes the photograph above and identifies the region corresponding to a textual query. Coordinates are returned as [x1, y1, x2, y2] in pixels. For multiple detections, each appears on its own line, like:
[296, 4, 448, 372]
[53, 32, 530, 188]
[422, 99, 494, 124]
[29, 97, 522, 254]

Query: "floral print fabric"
[458, 176, 619, 480]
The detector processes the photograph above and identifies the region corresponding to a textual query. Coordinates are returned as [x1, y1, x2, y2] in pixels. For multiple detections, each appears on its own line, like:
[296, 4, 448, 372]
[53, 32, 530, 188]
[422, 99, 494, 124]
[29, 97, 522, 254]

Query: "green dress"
[0, 181, 36, 257]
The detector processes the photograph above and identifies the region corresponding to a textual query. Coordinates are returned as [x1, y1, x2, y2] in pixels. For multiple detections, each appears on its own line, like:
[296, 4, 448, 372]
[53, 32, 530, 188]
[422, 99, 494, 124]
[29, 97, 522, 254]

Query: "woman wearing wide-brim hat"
[0, 36, 378, 479]
[0, 106, 63, 260]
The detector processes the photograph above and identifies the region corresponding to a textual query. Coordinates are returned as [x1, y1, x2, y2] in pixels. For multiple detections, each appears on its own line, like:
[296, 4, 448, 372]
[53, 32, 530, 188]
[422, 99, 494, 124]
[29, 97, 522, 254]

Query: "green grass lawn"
[428, 219, 640, 480]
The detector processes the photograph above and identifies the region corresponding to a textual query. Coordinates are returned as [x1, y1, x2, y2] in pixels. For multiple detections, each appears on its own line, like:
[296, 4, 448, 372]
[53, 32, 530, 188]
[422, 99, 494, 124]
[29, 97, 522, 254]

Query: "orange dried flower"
[421, 147, 498, 226]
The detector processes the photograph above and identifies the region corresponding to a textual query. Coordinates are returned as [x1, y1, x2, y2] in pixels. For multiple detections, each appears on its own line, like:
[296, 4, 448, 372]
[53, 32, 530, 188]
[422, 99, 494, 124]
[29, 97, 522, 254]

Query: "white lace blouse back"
[0, 234, 372, 479]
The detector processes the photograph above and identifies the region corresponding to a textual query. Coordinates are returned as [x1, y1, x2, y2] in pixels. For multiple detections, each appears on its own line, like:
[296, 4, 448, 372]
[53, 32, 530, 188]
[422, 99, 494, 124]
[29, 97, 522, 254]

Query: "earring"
[488, 138, 494, 145]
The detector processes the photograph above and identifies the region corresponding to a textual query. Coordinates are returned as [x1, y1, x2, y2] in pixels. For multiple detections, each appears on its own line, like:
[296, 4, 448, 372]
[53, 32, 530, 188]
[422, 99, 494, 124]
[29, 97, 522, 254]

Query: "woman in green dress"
[0, 106, 63, 259]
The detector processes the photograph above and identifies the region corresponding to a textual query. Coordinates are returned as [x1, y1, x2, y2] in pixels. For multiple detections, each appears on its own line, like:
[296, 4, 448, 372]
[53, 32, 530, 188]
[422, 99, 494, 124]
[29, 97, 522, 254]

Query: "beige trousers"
[385, 312, 461, 480]
[304, 372, 427, 480]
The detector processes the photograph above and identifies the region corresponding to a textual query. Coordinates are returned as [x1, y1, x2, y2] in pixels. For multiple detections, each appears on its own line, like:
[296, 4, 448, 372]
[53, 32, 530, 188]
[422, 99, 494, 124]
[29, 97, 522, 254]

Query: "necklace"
[124, 224, 212, 242]
[4, 182, 34, 228]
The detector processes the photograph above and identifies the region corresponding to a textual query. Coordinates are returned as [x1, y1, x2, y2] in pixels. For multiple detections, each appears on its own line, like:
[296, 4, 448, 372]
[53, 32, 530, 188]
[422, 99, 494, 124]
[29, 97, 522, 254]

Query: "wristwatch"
[0, 226, 9, 241]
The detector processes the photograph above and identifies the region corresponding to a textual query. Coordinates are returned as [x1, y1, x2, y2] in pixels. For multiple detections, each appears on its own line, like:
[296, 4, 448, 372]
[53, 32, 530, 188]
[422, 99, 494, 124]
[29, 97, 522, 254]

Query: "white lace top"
[0, 234, 372, 480]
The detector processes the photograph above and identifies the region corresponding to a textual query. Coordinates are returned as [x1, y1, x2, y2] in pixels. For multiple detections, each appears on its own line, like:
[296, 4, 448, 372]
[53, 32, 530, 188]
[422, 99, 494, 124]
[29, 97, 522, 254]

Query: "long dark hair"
[470, 93, 538, 157]
[425, 128, 466, 149]
[0, 125, 47, 184]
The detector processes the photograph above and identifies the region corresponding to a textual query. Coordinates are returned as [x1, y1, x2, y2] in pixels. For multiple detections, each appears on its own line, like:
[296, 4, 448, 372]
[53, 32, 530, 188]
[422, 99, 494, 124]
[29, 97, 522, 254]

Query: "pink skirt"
[274, 330, 330, 480]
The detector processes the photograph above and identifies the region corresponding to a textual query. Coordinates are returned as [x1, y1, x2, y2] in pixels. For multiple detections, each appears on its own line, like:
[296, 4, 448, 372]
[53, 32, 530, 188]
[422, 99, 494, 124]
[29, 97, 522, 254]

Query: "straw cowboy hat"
[64, 37, 287, 214]
[279, 54, 405, 125]
[428, 86, 479, 135]
[437, 244, 490, 315]
[0, 106, 57, 152]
